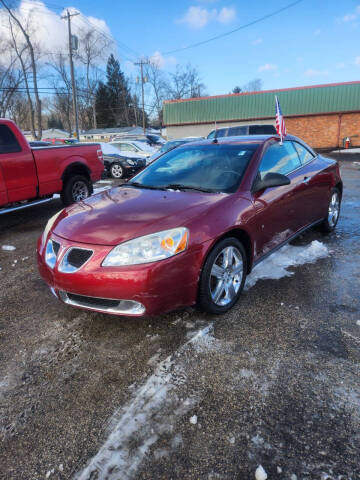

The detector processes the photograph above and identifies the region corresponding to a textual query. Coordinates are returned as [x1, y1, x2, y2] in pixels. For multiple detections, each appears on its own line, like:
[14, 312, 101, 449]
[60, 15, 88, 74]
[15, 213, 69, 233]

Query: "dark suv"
[207, 124, 276, 139]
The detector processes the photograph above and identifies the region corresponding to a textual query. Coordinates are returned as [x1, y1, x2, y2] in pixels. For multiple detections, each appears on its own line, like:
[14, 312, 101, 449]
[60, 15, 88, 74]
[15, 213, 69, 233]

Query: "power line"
[163, 0, 305, 55]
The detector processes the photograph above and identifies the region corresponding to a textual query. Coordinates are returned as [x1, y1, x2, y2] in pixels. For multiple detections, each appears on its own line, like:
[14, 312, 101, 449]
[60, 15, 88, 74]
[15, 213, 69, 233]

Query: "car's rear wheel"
[60, 175, 92, 206]
[198, 237, 247, 314]
[110, 163, 124, 179]
[320, 187, 341, 233]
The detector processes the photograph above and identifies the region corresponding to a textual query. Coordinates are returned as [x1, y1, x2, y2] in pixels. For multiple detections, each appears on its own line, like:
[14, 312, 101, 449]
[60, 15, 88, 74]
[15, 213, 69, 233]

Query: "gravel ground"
[0, 161, 359, 480]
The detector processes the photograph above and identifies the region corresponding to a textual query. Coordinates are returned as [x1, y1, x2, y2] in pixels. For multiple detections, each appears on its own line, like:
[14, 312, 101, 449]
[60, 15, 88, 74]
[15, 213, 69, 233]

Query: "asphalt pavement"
[0, 160, 359, 480]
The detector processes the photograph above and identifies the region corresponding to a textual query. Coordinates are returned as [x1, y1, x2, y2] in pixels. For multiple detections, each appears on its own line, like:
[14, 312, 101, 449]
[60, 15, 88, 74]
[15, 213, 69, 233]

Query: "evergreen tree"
[95, 55, 133, 128]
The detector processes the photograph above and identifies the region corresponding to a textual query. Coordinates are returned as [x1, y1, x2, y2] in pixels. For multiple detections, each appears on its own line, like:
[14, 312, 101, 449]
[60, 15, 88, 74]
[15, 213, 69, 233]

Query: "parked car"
[29, 140, 52, 147]
[207, 124, 277, 139]
[43, 137, 79, 145]
[98, 142, 145, 179]
[38, 134, 342, 317]
[0, 119, 104, 213]
[111, 134, 165, 149]
[148, 137, 205, 163]
[110, 140, 155, 159]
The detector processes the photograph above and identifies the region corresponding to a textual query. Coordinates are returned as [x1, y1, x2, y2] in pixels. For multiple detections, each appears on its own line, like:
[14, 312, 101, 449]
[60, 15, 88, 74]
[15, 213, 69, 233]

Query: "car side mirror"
[253, 172, 290, 193]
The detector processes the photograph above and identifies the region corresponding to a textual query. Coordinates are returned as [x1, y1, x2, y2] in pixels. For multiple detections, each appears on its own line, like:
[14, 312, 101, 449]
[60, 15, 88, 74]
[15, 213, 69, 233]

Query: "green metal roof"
[163, 82, 360, 126]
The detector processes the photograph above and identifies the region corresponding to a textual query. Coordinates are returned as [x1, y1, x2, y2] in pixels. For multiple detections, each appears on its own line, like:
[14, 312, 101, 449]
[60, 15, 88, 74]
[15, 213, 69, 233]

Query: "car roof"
[174, 134, 311, 149]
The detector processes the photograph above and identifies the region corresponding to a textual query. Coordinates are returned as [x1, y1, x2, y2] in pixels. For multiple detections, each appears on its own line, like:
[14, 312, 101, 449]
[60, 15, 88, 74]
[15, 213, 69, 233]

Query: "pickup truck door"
[0, 124, 38, 203]
[0, 163, 8, 205]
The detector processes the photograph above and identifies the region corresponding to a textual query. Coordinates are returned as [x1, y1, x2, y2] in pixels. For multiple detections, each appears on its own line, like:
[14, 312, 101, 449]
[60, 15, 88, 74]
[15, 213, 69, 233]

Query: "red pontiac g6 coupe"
[37, 135, 342, 317]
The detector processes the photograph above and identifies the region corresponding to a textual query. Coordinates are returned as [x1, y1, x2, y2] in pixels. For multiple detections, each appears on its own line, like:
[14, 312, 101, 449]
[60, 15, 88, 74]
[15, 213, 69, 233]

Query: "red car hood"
[52, 186, 227, 245]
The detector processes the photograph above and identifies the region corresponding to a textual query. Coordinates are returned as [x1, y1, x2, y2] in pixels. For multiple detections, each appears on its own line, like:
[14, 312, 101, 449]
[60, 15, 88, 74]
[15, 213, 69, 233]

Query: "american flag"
[275, 95, 287, 144]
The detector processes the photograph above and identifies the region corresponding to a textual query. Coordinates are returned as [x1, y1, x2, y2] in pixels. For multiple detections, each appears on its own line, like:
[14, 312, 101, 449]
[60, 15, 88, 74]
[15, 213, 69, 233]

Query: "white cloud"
[257, 63, 277, 72]
[178, 5, 236, 29]
[304, 68, 329, 77]
[339, 5, 360, 22]
[251, 37, 263, 46]
[217, 7, 236, 24]
[313, 29, 321, 36]
[0, 0, 114, 66]
[355, 57, 360, 65]
[149, 51, 177, 69]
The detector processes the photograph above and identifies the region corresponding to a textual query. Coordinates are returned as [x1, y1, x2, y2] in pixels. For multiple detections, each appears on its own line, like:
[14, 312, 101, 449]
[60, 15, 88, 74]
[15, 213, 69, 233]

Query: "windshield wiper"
[126, 182, 167, 191]
[163, 184, 217, 193]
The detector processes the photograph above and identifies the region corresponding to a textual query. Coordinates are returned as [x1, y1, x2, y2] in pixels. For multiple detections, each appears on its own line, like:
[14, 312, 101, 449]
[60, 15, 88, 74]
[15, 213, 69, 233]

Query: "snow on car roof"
[99, 142, 122, 156]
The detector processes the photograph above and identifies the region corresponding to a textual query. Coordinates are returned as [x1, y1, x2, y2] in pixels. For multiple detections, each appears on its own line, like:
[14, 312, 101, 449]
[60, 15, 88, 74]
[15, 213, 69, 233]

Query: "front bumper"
[37, 233, 208, 316]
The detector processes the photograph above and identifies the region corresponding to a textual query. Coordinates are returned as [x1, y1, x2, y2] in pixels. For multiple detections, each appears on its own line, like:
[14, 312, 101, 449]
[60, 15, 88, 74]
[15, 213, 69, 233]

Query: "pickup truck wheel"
[197, 237, 247, 315]
[110, 163, 124, 179]
[61, 175, 92, 206]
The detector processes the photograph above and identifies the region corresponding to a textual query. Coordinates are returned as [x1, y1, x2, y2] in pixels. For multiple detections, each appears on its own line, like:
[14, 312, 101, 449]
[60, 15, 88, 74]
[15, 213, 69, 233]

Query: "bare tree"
[48, 54, 73, 135]
[168, 64, 206, 100]
[0, 52, 23, 117]
[75, 28, 111, 129]
[8, 19, 36, 138]
[0, 0, 42, 138]
[242, 78, 262, 92]
[144, 61, 170, 125]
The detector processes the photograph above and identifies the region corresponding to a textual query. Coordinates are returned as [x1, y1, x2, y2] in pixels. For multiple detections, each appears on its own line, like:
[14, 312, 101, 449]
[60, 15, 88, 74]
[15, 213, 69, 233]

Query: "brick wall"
[286, 112, 360, 150]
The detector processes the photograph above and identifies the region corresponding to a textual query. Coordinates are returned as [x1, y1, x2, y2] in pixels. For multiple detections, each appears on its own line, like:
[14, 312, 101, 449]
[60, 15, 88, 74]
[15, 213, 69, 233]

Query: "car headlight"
[41, 210, 63, 245]
[127, 159, 135, 166]
[102, 227, 189, 266]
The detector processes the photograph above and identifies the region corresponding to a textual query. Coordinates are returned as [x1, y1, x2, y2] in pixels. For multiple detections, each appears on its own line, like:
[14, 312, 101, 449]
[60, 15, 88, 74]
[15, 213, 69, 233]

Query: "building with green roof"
[163, 81, 360, 149]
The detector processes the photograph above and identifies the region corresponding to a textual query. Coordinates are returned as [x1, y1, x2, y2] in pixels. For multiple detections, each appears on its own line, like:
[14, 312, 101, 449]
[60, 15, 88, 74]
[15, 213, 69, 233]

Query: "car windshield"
[129, 143, 258, 193]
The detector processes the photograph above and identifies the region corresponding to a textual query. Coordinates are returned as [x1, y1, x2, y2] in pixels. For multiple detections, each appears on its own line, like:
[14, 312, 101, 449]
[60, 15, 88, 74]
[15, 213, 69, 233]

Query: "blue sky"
[14, 0, 360, 96]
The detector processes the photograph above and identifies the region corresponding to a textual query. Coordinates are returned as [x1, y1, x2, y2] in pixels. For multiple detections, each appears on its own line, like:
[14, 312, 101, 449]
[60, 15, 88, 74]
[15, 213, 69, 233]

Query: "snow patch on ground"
[76, 325, 217, 480]
[1, 245, 16, 251]
[246, 240, 329, 289]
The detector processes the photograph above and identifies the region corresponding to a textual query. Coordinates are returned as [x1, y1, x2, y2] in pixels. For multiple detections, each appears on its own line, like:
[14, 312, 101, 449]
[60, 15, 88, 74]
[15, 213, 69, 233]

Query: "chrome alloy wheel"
[209, 246, 243, 306]
[328, 191, 340, 228]
[111, 164, 123, 178]
[71, 181, 89, 201]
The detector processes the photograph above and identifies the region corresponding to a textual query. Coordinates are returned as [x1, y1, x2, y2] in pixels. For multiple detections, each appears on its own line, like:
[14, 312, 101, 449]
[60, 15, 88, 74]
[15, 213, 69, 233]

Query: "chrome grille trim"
[58, 247, 94, 273]
[58, 291, 145, 315]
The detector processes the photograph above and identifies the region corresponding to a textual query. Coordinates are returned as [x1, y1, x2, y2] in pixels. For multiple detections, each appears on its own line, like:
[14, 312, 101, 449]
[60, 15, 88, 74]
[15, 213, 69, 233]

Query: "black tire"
[60, 175, 92, 206]
[320, 187, 341, 233]
[110, 162, 124, 179]
[197, 237, 247, 315]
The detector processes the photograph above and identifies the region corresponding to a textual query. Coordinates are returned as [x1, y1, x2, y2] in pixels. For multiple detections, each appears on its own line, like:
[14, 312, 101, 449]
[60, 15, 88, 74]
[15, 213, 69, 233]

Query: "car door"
[292, 141, 329, 224]
[251, 140, 305, 259]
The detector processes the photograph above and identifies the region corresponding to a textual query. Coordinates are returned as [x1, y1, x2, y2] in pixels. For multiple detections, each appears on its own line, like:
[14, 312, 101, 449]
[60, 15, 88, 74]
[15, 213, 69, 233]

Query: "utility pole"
[135, 58, 149, 135]
[62, 10, 80, 139]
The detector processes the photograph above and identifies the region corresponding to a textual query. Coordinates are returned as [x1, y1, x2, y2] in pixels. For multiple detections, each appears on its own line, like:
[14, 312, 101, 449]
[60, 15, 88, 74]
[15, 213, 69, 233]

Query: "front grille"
[52, 240, 60, 256]
[67, 293, 120, 308]
[67, 248, 92, 268]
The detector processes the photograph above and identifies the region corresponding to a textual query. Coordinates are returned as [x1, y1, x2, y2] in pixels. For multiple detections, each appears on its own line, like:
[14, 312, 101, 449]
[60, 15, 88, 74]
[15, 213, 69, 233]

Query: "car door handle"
[302, 176, 311, 184]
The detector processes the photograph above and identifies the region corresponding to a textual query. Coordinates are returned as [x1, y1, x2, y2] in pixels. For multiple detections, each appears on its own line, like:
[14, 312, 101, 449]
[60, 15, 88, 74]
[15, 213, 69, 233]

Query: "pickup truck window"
[0, 125, 22, 154]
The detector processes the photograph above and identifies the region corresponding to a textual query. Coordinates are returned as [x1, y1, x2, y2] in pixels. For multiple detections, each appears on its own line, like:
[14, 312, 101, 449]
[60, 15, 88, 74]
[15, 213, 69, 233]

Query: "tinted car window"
[216, 128, 228, 138]
[0, 125, 21, 154]
[293, 141, 315, 165]
[228, 126, 247, 136]
[207, 130, 216, 139]
[259, 141, 301, 179]
[249, 125, 277, 135]
[131, 143, 258, 193]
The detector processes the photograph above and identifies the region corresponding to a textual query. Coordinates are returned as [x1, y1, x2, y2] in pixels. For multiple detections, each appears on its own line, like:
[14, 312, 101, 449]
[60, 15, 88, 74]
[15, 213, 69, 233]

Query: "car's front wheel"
[110, 162, 124, 179]
[320, 187, 341, 233]
[198, 237, 247, 314]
